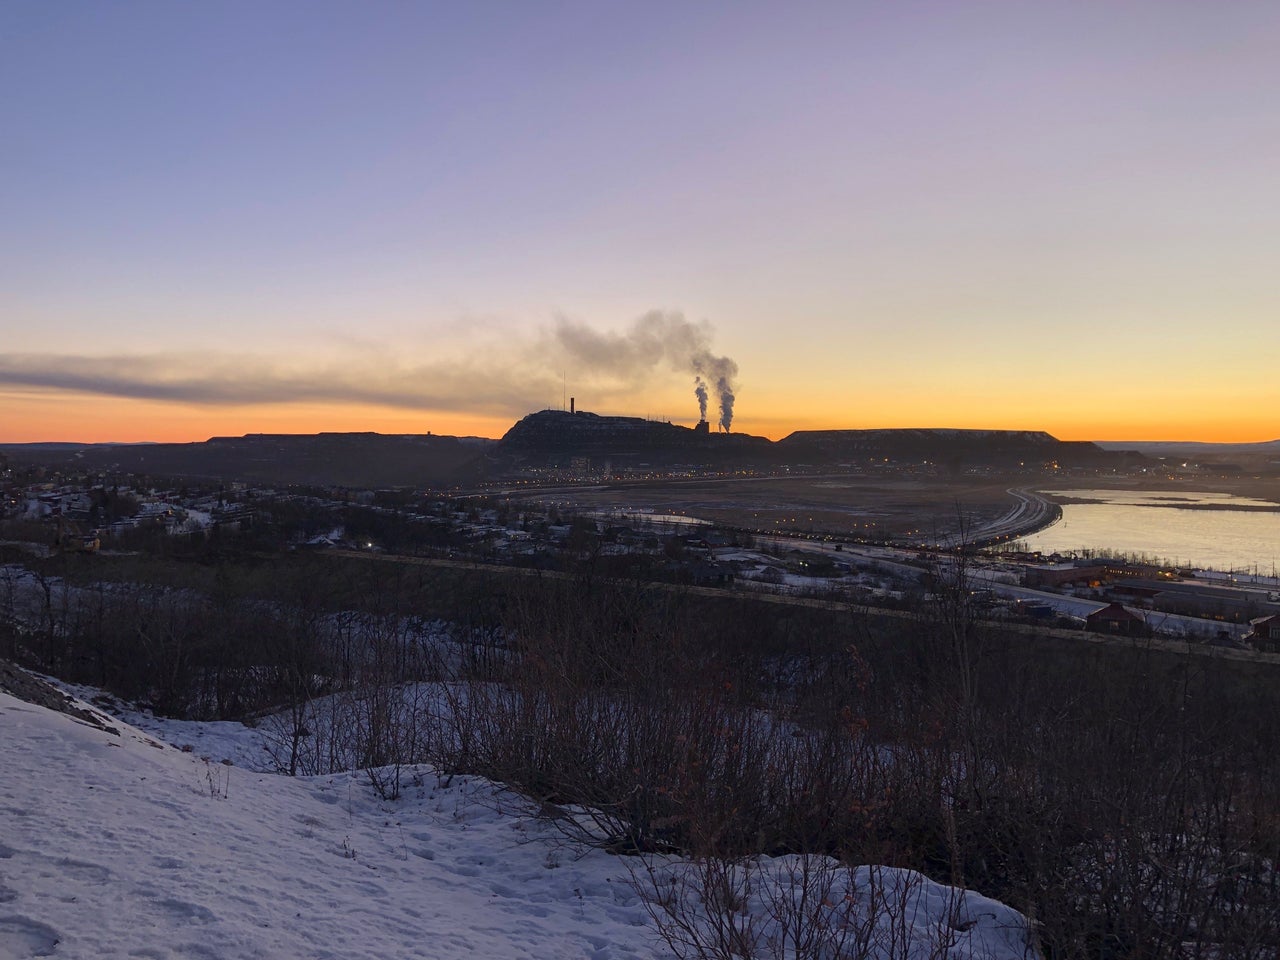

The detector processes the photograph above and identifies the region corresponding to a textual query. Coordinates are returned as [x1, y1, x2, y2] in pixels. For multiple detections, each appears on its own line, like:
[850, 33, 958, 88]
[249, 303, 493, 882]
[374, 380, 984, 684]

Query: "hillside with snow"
[0, 682, 1036, 959]
[1, 686, 651, 959]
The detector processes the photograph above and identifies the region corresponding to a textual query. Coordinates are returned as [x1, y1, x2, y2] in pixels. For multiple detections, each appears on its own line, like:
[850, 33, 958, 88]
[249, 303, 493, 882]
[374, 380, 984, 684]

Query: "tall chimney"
[570, 397, 575, 414]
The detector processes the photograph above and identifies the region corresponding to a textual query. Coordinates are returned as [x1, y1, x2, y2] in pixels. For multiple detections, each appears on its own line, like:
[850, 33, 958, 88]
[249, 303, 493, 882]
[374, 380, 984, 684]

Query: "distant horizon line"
[3, 425, 1278, 450]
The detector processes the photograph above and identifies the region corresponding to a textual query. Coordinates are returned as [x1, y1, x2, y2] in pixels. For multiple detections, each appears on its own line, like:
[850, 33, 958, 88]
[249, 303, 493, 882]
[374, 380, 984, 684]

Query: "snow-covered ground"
[1, 689, 655, 959]
[1, 684, 1038, 959]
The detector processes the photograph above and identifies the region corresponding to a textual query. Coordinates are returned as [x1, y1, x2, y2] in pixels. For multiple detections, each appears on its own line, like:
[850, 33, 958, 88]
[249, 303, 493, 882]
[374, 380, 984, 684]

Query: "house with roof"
[1245, 614, 1280, 653]
[1085, 602, 1150, 637]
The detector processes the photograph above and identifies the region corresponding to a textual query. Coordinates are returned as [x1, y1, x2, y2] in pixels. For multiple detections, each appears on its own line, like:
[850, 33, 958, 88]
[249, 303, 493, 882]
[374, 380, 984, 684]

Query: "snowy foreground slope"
[0, 690, 655, 959]
[0, 689, 1036, 959]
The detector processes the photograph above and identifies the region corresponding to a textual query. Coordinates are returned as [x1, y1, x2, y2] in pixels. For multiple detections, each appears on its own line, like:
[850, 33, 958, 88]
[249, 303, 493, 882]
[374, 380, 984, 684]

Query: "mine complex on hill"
[3, 407, 1139, 488]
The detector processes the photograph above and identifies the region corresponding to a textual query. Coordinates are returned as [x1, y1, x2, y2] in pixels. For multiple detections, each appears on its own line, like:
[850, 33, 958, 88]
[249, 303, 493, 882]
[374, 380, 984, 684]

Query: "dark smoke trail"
[694, 377, 709, 421]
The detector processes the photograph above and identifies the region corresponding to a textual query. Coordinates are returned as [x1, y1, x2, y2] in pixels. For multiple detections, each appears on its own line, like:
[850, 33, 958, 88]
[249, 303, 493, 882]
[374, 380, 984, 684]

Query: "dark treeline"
[4, 547, 1279, 958]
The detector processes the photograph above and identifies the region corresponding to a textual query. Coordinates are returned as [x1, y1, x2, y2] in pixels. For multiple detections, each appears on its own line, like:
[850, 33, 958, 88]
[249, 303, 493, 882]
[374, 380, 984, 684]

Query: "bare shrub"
[635, 854, 1037, 960]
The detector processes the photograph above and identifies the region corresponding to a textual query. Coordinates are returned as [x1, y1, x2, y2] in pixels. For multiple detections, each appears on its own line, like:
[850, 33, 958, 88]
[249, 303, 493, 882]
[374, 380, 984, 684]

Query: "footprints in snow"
[0, 916, 60, 957]
[155, 898, 218, 924]
[55, 858, 113, 885]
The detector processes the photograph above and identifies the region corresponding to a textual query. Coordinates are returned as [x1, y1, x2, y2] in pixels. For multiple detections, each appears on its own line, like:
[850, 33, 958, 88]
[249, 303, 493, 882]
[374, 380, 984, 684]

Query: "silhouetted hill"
[778, 428, 1127, 468]
[1, 433, 490, 487]
[3, 419, 1147, 487]
[1093, 439, 1280, 458]
[495, 410, 774, 468]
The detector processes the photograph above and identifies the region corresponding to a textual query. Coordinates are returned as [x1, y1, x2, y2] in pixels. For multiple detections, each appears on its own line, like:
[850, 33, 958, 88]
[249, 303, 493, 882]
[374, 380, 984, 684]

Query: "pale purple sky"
[3, 1, 1278, 441]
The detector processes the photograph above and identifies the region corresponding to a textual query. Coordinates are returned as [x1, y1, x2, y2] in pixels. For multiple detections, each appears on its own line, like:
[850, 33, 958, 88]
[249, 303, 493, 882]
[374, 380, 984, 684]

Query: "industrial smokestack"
[691, 354, 737, 432]
[548, 310, 739, 431]
[570, 396, 575, 414]
[716, 376, 735, 432]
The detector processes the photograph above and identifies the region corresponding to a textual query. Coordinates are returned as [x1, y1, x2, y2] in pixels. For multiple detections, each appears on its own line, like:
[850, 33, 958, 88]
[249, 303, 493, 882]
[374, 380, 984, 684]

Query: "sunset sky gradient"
[3, 1, 1278, 443]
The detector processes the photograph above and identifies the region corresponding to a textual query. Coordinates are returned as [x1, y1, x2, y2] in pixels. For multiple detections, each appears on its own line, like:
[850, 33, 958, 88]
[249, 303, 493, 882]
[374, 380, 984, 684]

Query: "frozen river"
[1017, 488, 1280, 574]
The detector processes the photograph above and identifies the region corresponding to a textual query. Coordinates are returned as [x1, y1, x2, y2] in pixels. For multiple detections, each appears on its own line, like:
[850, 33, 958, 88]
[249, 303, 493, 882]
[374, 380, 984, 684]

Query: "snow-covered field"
[1, 684, 1037, 959]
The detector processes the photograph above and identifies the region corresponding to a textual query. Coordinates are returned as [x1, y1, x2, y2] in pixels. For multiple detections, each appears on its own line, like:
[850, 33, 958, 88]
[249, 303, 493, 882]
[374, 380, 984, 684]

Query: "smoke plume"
[1, 309, 739, 428]
[552, 310, 739, 431]
[691, 354, 738, 432]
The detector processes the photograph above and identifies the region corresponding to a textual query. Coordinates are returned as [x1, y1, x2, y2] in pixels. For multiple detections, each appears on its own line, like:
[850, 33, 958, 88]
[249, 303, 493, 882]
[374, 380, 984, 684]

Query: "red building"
[1246, 615, 1280, 652]
[1085, 602, 1150, 637]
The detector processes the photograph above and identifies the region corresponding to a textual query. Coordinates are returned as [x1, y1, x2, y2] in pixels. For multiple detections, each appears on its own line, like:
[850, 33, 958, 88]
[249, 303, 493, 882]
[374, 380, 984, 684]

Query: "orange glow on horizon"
[735, 417, 1277, 446]
[0, 395, 514, 445]
[2, 392, 1274, 446]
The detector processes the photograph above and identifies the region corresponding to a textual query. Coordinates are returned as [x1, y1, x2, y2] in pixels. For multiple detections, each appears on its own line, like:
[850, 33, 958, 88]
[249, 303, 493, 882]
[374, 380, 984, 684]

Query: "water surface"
[1017, 488, 1280, 573]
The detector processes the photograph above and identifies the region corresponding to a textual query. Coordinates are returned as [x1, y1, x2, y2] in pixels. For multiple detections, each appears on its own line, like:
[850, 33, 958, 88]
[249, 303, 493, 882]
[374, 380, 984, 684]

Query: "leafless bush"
[20, 545, 1280, 957]
[634, 854, 1037, 960]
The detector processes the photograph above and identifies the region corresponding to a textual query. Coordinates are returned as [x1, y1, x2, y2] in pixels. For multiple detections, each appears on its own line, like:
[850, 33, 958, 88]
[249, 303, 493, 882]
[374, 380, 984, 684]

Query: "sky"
[3, 1, 1278, 443]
